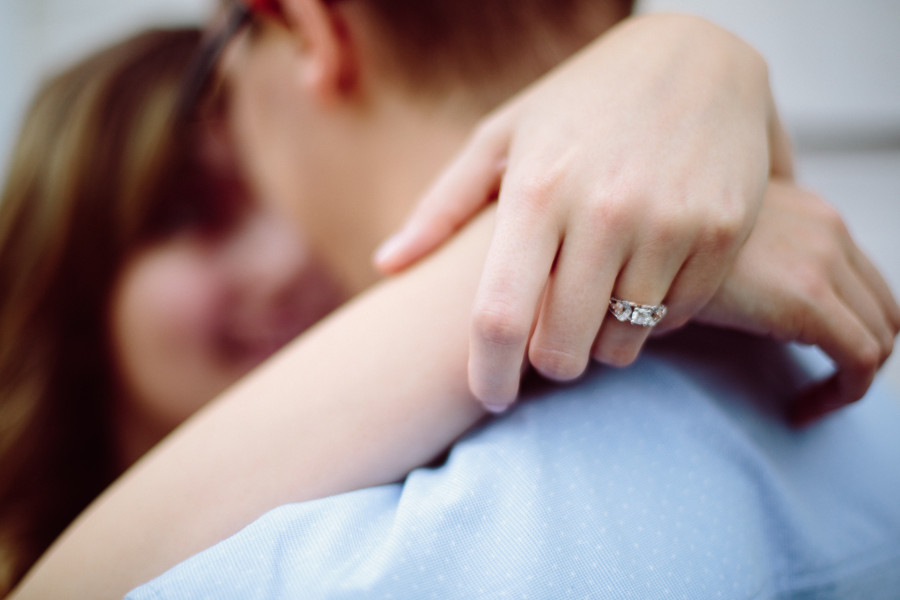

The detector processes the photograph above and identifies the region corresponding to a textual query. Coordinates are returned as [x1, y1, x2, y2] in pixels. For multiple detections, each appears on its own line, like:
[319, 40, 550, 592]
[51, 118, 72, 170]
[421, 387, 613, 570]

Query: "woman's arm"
[698, 180, 900, 424]
[370, 13, 895, 418]
[13, 184, 900, 599]
[13, 210, 497, 599]
[375, 14, 794, 408]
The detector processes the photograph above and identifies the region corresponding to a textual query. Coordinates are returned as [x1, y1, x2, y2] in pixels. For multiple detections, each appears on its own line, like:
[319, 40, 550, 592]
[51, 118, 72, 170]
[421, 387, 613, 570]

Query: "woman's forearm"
[13, 210, 497, 599]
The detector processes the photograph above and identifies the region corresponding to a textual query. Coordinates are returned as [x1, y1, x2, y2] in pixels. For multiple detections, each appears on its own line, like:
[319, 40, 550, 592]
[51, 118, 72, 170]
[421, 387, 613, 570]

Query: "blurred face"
[108, 118, 346, 456]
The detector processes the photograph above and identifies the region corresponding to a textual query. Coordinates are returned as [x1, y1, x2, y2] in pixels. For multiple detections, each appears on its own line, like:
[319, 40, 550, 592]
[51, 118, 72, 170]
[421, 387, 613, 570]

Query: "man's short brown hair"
[357, 0, 635, 108]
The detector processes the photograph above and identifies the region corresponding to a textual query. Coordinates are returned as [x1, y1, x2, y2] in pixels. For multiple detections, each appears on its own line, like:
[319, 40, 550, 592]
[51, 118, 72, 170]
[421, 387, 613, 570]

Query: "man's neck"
[310, 1, 623, 295]
[319, 95, 480, 294]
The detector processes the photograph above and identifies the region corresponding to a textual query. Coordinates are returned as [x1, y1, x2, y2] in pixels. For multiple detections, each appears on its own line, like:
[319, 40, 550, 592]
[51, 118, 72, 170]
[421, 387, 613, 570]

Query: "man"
[219, 0, 893, 418]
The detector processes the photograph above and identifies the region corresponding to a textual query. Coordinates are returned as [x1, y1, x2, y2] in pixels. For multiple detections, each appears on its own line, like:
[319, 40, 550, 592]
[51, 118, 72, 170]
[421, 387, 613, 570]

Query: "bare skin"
[11, 7, 899, 599]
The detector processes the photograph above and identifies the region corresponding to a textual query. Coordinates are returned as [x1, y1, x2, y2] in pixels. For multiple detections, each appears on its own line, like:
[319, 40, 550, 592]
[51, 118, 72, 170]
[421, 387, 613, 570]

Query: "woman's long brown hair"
[0, 28, 203, 593]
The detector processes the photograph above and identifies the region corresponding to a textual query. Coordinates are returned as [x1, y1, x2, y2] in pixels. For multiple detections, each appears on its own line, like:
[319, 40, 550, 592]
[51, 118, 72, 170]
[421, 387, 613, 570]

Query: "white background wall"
[1, 0, 899, 389]
[0, 0, 212, 172]
[641, 0, 900, 136]
[3, 1, 900, 161]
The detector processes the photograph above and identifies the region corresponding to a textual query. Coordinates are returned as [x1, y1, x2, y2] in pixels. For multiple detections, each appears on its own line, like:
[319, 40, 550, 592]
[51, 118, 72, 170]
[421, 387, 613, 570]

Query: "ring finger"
[592, 247, 686, 367]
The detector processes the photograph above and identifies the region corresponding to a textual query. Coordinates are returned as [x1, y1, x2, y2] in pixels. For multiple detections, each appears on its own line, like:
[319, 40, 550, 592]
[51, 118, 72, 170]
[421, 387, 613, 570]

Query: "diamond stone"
[630, 306, 655, 326]
[609, 299, 632, 322]
[609, 298, 667, 327]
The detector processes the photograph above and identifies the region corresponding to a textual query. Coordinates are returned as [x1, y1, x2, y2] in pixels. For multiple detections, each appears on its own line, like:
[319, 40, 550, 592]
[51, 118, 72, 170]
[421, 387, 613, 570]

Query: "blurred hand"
[697, 180, 900, 425]
[375, 15, 791, 410]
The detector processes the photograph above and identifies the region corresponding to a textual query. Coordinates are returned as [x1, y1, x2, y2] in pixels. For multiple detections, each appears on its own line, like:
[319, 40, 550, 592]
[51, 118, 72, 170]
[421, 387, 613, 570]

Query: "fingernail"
[373, 232, 405, 266]
[484, 403, 510, 414]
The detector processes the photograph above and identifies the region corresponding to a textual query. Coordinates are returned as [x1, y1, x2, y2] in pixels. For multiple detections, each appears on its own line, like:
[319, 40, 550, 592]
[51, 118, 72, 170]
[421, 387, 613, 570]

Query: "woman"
[0, 28, 346, 593]
[10, 2, 900, 597]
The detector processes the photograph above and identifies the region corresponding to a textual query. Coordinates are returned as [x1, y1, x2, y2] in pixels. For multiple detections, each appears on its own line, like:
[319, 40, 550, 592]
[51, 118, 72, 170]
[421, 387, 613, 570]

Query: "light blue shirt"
[128, 328, 900, 599]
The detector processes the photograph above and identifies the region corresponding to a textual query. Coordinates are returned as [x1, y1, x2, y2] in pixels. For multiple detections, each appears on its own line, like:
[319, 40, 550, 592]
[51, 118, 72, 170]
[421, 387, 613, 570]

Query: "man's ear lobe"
[278, 0, 357, 105]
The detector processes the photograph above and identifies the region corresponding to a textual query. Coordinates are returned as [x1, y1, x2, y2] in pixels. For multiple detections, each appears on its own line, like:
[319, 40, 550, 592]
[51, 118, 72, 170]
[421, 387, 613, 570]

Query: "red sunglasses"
[176, 0, 283, 119]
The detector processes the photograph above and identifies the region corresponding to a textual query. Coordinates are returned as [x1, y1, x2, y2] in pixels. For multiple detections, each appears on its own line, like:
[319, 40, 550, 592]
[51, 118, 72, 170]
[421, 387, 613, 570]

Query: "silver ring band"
[608, 297, 667, 327]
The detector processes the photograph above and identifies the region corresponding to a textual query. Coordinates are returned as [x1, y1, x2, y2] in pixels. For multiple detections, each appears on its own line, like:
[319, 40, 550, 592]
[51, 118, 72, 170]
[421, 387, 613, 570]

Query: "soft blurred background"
[1, 0, 898, 391]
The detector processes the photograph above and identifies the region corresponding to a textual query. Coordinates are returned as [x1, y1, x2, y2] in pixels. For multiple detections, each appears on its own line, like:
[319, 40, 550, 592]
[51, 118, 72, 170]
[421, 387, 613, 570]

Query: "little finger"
[848, 244, 900, 332]
[832, 254, 896, 362]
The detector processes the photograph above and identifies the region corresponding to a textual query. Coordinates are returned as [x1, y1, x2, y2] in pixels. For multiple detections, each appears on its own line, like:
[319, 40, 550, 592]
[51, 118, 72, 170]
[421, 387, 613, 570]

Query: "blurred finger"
[374, 115, 512, 273]
[832, 254, 895, 362]
[847, 243, 900, 332]
[789, 294, 881, 426]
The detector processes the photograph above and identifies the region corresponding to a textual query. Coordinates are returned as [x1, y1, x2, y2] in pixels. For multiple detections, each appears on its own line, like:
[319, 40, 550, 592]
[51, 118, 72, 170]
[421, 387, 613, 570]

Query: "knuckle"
[514, 177, 560, 219]
[704, 202, 747, 252]
[581, 193, 616, 231]
[809, 196, 851, 238]
[817, 200, 846, 230]
[589, 174, 644, 229]
[471, 302, 530, 349]
[529, 344, 588, 381]
[769, 294, 823, 346]
[592, 194, 634, 233]
[791, 263, 830, 303]
[680, 188, 748, 255]
[514, 157, 575, 216]
[644, 208, 682, 249]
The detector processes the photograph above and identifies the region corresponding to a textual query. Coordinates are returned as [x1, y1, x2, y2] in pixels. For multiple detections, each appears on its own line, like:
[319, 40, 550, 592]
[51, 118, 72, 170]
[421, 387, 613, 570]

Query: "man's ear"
[278, 0, 357, 105]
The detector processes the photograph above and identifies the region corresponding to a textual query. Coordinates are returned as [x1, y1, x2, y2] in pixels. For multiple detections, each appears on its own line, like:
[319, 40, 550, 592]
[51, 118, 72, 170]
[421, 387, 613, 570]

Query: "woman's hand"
[698, 180, 900, 426]
[375, 14, 792, 410]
